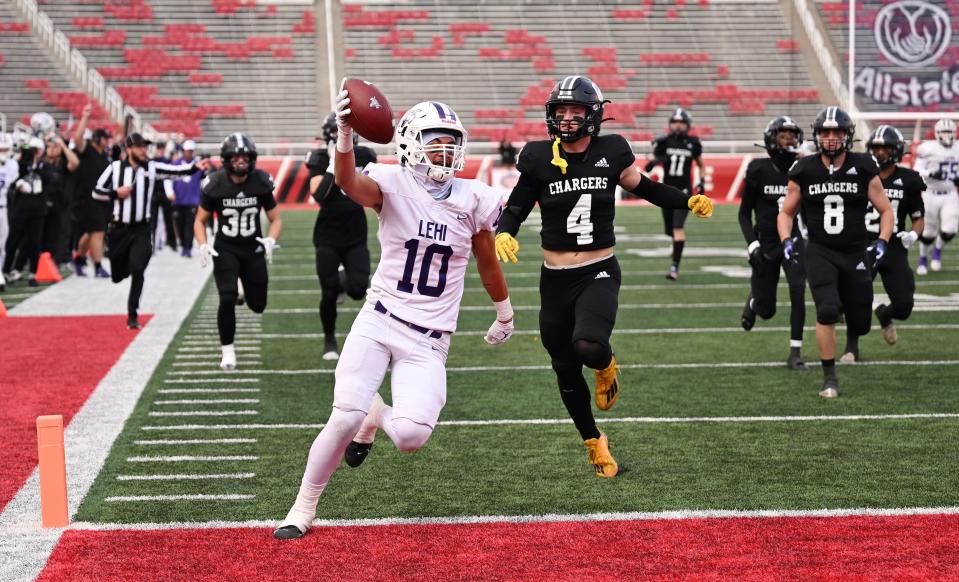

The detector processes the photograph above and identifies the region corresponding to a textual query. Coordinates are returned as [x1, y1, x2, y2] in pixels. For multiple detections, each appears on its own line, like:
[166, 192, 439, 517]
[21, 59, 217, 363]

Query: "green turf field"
[75, 205, 959, 524]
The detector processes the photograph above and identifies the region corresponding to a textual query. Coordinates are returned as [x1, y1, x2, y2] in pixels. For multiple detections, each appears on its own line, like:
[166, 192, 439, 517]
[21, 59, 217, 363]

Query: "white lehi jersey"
[914, 140, 959, 195]
[363, 164, 503, 332]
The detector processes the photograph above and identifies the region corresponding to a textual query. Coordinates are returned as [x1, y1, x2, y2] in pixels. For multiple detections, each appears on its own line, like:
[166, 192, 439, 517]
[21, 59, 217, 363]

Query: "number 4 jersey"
[788, 152, 879, 250]
[200, 168, 277, 251]
[363, 164, 504, 333]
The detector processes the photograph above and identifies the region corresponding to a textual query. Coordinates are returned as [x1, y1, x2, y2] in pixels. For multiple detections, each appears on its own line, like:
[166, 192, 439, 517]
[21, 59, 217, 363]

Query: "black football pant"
[806, 242, 873, 336]
[3, 197, 45, 274]
[750, 240, 806, 342]
[539, 255, 621, 441]
[107, 222, 152, 316]
[847, 239, 914, 337]
[213, 244, 268, 345]
[150, 190, 177, 250]
[315, 243, 370, 338]
[173, 205, 197, 251]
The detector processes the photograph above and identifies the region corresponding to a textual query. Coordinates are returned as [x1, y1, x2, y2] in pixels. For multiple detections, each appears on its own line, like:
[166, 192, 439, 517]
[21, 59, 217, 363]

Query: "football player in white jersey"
[274, 91, 513, 539]
[913, 119, 959, 274]
[0, 133, 18, 291]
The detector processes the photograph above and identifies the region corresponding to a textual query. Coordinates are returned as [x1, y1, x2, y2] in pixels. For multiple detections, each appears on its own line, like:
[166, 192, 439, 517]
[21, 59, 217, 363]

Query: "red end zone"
[0, 315, 147, 511]
[41, 514, 959, 580]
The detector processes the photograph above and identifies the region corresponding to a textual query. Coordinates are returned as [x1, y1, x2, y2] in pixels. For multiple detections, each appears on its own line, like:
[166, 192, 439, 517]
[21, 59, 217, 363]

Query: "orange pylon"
[37, 415, 69, 527]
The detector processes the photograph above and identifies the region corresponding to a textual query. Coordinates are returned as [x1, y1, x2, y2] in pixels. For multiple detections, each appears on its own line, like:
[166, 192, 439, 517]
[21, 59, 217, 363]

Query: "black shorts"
[106, 222, 151, 282]
[539, 255, 621, 358]
[805, 241, 873, 332]
[750, 239, 806, 316]
[213, 243, 269, 310]
[74, 200, 112, 233]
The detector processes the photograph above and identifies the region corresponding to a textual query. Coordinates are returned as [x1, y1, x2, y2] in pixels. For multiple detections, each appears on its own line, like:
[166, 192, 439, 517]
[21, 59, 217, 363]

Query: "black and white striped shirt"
[93, 159, 198, 224]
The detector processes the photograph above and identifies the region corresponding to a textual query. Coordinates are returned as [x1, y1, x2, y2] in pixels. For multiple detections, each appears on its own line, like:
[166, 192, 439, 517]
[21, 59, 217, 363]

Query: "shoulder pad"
[201, 169, 227, 196]
[248, 169, 275, 193]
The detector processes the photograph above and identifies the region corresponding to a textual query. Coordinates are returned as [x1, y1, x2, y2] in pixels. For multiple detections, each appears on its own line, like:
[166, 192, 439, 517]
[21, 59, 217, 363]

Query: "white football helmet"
[30, 112, 56, 137]
[0, 133, 13, 162]
[395, 101, 467, 183]
[935, 119, 956, 147]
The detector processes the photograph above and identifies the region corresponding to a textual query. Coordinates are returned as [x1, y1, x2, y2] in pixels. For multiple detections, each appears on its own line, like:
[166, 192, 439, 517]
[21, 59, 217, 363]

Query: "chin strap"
[550, 137, 568, 175]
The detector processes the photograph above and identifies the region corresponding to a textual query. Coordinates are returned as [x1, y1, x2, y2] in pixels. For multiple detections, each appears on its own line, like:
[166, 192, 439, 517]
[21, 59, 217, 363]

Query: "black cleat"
[344, 441, 373, 468]
[786, 352, 807, 371]
[126, 314, 141, 329]
[272, 525, 305, 540]
[819, 377, 840, 399]
[741, 297, 756, 331]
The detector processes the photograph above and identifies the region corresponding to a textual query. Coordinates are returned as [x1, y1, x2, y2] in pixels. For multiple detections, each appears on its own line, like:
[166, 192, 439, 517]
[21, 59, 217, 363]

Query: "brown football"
[343, 78, 394, 144]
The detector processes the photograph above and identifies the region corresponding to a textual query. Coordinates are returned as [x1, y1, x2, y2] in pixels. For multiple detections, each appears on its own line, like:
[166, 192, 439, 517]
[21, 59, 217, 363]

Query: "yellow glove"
[688, 194, 714, 218]
[495, 232, 520, 263]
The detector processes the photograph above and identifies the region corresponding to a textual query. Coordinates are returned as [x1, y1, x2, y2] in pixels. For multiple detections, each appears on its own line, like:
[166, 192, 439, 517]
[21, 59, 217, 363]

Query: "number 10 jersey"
[363, 164, 503, 333]
[200, 169, 278, 251]
[788, 152, 879, 251]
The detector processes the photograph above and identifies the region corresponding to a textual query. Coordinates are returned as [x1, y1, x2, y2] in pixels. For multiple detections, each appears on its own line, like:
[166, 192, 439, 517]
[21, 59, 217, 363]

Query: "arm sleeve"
[92, 162, 115, 201]
[496, 171, 540, 237]
[311, 173, 335, 203]
[630, 174, 690, 209]
[737, 168, 760, 244]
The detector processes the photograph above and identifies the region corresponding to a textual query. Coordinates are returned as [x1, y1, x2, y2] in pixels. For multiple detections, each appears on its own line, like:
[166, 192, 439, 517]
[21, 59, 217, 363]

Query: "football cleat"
[322, 336, 339, 361]
[584, 433, 618, 478]
[74, 259, 87, 277]
[94, 266, 111, 279]
[220, 344, 237, 370]
[665, 265, 678, 281]
[786, 352, 807, 371]
[819, 378, 840, 399]
[917, 256, 928, 276]
[839, 351, 857, 364]
[344, 442, 373, 468]
[126, 314, 140, 330]
[875, 305, 897, 345]
[594, 355, 620, 411]
[5, 270, 22, 283]
[741, 296, 756, 331]
[272, 525, 305, 540]
[930, 247, 942, 272]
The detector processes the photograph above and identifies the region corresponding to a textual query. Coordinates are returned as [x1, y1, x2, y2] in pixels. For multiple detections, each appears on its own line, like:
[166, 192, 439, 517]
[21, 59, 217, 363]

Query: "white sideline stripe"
[116, 473, 256, 481]
[148, 411, 259, 417]
[139, 412, 959, 432]
[154, 399, 260, 405]
[165, 359, 959, 376]
[134, 439, 257, 445]
[172, 361, 263, 367]
[66, 505, 959, 531]
[127, 455, 258, 462]
[163, 378, 259, 384]
[105, 494, 255, 502]
[177, 347, 261, 353]
[174, 352, 261, 359]
[157, 388, 261, 394]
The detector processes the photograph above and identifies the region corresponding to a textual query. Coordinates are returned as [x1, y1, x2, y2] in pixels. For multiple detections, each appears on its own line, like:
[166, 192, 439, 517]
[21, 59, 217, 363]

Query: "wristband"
[494, 297, 513, 322]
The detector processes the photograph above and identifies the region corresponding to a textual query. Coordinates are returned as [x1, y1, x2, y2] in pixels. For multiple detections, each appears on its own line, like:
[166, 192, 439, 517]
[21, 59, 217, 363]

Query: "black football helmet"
[220, 133, 257, 176]
[865, 124, 905, 167]
[321, 112, 358, 146]
[811, 107, 855, 157]
[763, 116, 803, 158]
[545, 76, 608, 142]
[669, 108, 692, 135]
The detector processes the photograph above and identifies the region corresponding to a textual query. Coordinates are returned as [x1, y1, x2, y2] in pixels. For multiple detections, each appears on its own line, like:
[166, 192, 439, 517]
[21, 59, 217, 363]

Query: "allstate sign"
[874, 0, 951, 69]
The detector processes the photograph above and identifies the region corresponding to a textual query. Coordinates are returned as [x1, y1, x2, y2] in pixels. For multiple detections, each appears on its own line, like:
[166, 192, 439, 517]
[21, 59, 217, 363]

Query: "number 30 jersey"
[200, 168, 277, 251]
[502, 134, 635, 251]
[788, 152, 879, 250]
[363, 163, 503, 333]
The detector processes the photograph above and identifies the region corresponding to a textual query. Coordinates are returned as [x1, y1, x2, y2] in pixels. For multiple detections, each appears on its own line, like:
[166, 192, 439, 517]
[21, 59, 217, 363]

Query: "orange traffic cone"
[0, 298, 7, 318]
[35, 252, 62, 283]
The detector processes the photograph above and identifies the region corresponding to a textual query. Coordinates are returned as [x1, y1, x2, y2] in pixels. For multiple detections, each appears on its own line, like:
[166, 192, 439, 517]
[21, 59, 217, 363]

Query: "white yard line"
[147, 411, 259, 417]
[171, 361, 263, 368]
[127, 456, 258, 462]
[66, 505, 959, 531]
[139, 412, 959, 432]
[0, 253, 211, 582]
[116, 473, 255, 481]
[162, 378, 259, 384]
[133, 439, 257, 445]
[157, 388, 261, 394]
[104, 494, 254, 502]
[154, 399, 260, 405]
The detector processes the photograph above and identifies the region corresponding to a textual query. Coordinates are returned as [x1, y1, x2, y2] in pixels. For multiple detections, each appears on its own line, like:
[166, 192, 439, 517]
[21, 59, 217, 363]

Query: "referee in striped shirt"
[94, 133, 209, 328]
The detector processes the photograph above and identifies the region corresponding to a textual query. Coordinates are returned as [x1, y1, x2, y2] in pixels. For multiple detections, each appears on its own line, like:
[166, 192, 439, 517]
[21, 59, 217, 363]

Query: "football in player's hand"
[343, 78, 394, 144]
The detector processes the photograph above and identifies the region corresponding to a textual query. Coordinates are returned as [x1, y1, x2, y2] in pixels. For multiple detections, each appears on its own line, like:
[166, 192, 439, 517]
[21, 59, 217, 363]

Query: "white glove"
[484, 298, 514, 345]
[200, 243, 218, 268]
[897, 230, 919, 249]
[256, 236, 277, 264]
[334, 79, 353, 153]
[16, 179, 32, 194]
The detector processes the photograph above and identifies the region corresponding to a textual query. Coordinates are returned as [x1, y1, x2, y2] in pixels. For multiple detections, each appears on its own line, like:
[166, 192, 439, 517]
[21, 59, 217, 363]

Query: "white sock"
[353, 393, 384, 444]
[221, 344, 235, 358]
[935, 236, 945, 250]
[790, 339, 802, 348]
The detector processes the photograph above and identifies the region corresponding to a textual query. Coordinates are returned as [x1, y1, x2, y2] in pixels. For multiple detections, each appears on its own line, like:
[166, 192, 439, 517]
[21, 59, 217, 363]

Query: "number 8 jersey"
[363, 163, 503, 333]
[200, 168, 277, 250]
[788, 152, 879, 250]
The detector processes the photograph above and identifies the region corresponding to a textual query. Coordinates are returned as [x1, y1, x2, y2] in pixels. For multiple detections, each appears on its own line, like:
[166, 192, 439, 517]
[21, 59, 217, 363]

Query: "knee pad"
[551, 358, 584, 387]
[345, 282, 367, 300]
[942, 232, 956, 243]
[920, 234, 937, 245]
[246, 297, 267, 314]
[219, 289, 239, 305]
[890, 300, 913, 320]
[816, 303, 840, 325]
[572, 338, 611, 370]
[326, 406, 366, 441]
[754, 299, 776, 321]
[389, 417, 432, 452]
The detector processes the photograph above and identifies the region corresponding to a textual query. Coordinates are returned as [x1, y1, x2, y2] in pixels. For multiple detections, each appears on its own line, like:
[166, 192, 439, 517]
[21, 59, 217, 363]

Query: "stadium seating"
[33, 0, 320, 142]
[342, 0, 826, 144]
